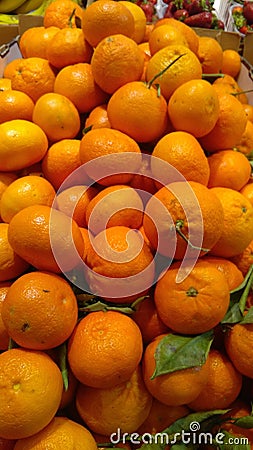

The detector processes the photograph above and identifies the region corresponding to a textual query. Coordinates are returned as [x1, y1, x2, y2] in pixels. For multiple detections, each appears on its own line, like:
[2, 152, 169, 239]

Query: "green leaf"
[221, 302, 243, 325]
[233, 414, 253, 428]
[151, 331, 213, 378]
[139, 443, 165, 450]
[221, 265, 253, 325]
[170, 445, 191, 450]
[58, 342, 68, 391]
[214, 429, 250, 450]
[162, 409, 230, 439]
[240, 306, 253, 324]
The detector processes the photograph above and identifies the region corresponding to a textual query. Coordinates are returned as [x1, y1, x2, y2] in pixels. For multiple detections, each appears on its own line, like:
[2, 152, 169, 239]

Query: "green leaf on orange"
[221, 265, 253, 325]
[151, 330, 213, 379]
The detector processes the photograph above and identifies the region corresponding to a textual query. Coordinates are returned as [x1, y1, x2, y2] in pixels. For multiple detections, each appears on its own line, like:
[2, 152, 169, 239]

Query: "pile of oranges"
[0, 0, 253, 448]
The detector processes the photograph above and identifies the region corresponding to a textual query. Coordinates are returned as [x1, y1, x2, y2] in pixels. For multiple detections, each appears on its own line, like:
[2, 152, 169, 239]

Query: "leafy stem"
[175, 219, 210, 253]
[77, 294, 148, 315]
[146, 54, 186, 90]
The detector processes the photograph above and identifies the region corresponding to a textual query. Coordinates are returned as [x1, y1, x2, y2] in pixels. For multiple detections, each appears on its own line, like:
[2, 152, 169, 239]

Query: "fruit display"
[232, 1, 253, 34]
[0, 1, 253, 449]
[157, 0, 225, 29]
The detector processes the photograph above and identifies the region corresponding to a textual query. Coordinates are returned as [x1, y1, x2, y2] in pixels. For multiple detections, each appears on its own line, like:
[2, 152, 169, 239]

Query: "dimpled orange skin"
[225, 320, 253, 379]
[0, 223, 29, 282]
[188, 349, 243, 411]
[210, 187, 253, 258]
[13, 417, 98, 450]
[154, 260, 230, 335]
[68, 310, 143, 389]
[76, 365, 153, 436]
[142, 334, 210, 406]
[0, 348, 63, 440]
[3, 57, 56, 103]
[107, 81, 169, 143]
[81, 0, 135, 48]
[1, 271, 78, 350]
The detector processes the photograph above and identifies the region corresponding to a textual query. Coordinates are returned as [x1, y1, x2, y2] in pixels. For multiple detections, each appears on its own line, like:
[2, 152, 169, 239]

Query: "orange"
[41, 139, 83, 191]
[243, 103, 253, 122]
[85, 225, 155, 301]
[0, 286, 10, 350]
[199, 93, 247, 152]
[0, 175, 56, 223]
[79, 128, 142, 186]
[207, 149, 251, 191]
[32, 93, 80, 143]
[3, 57, 56, 103]
[43, 0, 84, 29]
[76, 365, 152, 435]
[168, 79, 220, 138]
[119, 1, 146, 44]
[236, 119, 253, 157]
[225, 317, 253, 380]
[188, 349, 243, 411]
[143, 180, 224, 260]
[107, 80, 168, 143]
[1, 271, 78, 350]
[153, 17, 199, 54]
[132, 294, 170, 344]
[148, 24, 189, 56]
[85, 184, 143, 234]
[13, 417, 98, 450]
[0, 119, 48, 172]
[142, 334, 210, 406]
[85, 104, 111, 130]
[213, 81, 249, 105]
[0, 89, 34, 124]
[54, 63, 108, 114]
[81, 0, 135, 47]
[91, 34, 144, 95]
[231, 239, 253, 276]
[145, 44, 202, 100]
[8, 204, 84, 274]
[213, 74, 248, 104]
[210, 187, 253, 258]
[19, 26, 59, 59]
[46, 28, 93, 69]
[221, 49, 241, 78]
[241, 181, 253, 207]
[56, 185, 98, 228]
[197, 36, 223, 74]
[0, 78, 12, 91]
[68, 310, 143, 388]
[154, 260, 230, 335]
[202, 256, 244, 291]
[0, 223, 29, 282]
[137, 398, 190, 434]
[0, 348, 63, 439]
[0, 172, 17, 201]
[151, 131, 210, 186]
